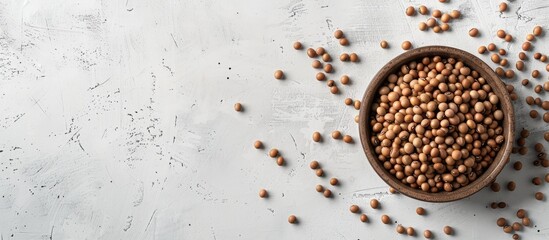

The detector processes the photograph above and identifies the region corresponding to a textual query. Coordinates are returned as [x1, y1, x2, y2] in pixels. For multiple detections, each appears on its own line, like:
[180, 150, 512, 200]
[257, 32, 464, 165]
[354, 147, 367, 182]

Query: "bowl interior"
[358, 46, 515, 202]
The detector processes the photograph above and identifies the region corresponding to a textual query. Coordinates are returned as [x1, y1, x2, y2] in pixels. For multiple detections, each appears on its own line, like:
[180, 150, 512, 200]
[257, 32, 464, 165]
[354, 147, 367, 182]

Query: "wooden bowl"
[358, 46, 515, 202]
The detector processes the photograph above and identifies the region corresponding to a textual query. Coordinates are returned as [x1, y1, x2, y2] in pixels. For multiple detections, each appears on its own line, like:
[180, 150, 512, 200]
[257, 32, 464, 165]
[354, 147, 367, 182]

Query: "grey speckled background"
[0, 0, 548, 239]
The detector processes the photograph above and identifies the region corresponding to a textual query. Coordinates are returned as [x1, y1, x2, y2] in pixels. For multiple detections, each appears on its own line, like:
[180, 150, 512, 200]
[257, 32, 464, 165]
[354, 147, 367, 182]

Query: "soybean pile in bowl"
[358, 46, 514, 202]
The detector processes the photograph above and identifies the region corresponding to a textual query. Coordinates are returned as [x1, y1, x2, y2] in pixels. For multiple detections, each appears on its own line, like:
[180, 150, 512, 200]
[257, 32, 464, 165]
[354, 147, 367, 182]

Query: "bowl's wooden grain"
[358, 46, 515, 202]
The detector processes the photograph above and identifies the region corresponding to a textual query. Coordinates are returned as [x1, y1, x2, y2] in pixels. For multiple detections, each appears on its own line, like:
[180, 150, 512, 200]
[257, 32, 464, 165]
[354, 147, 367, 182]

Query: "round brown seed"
[416, 207, 425, 215]
[381, 215, 390, 224]
[521, 79, 529, 86]
[380, 40, 389, 48]
[522, 41, 531, 51]
[340, 75, 349, 85]
[535, 191, 544, 200]
[274, 70, 284, 80]
[350, 53, 359, 62]
[339, 53, 349, 62]
[276, 156, 284, 166]
[505, 34, 513, 42]
[254, 140, 263, 149]
[516, 61, 524, 71]
[330, 178, 339, 186]
[322, 53, 331, 62]
[407, 227, 415, 236]
[350, 204, 360, 213]
[312, 132, 321, 142]
[498, 202, 507, 208]
[330, 86, 339, 94]
[269, 148, 278, 158]
[432, 9, 442, 18]
[339, 38, 349, 46]
[293, 41, 302, 50]
[533, 25, 542, 36]
[309, 160, 319, 169]
[419, 5, 428, 15]
[497, 217, 507, 227]
[545, 173, 549, 183]
[491, 182, 501, 192]
[522, 217, 531, 226]
[234, 103, 242, 112]
[331, 130, 341, 139]
[401, 41, 412, 50]
[370, 199, 380, 209]
[499, 2, 508, 12]
[469, 28, 479, 37]
[344, 98, 353, 105]
[512, 222, 522, 231]
[396, 224, 405, 234]
[316, 72, 326, 81]
[488, 43, 496, 51]
[503, 225, 513, 233]
[315, 184, 324, 192]
[508, 181, 516, 191]
[323, 189, 332, 197]
[418, 22, 428, 31]
[424, 230, 432, 239]
[443, 226, 453, 235]
[517, 209, 526, 218]
[343, 135, 353, 143]
[497, 29, 506, 38]
[450, 10, 461, 18]
[406, 6, 416, 16]
[259, 189, 268, 198]
[546, 132, 549, 142]
[312, 60, 322, 69]
[334, 29, 344, 39]
[441, 13, 451, 23]
[513, 161, 522, 170]
[527, 33, 535, 41]
[478, 46, 487, 54]
[533, 177, 542, 185]
[307, 48, 317, 58]
[491, 54, 501, 63]
[315, 168, 324, 177]
[360, 214, 368, 222]
[315, 47, 326, 56]
[288, 215, 297, 224]
[530, 110, 539, 118]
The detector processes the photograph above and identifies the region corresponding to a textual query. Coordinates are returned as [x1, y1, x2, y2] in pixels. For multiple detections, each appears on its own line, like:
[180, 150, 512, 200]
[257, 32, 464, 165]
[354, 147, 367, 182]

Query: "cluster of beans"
[369, 56, 506, 192]
[405, 4, 461, 34]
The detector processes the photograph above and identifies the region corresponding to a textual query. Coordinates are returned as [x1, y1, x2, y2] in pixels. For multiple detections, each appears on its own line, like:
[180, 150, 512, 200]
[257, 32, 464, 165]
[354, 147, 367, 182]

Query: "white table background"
[0, 0, 548, 239]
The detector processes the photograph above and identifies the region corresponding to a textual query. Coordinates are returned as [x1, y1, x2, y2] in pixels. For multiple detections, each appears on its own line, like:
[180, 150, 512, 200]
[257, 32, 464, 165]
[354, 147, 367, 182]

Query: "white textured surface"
[0, 0, 548, 239]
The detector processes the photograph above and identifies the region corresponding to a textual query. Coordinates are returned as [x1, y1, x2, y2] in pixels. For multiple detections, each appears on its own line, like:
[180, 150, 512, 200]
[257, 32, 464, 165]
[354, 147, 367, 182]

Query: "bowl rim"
[358, 45, 515, 202]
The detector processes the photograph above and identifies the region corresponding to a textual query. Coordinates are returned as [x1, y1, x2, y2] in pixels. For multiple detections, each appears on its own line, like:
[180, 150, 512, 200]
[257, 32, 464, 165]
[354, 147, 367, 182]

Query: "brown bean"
[334, 30, 344, 39]
[380, 40, 389, 48]
[443, 226, 453, 235]
[315, 184, 324, 192]
[307, 48, 317, 58]
[269, 148, 279, 158]
[350, 204, 360, 213]
[323, 189, 332, 197]
[416, 207, 426, 215]
[406, 6, 416, 16]
[360, 214, 368, 222]
[381, 215, 391, 224]
[288, 215, 297, 224]
[499, 2, 508, 12]
[343, 135, 353, 143]
[401, 41, 412, 50]
[370, 199, 380, 209]
[234, 103, 243, 111]
[469, 28, 479, 37]
[259, 189, 268, 198]
[339, 38, 349, 46]
[312, 132, 321, 142]
[293, 41, 302, 50]
[309, 160, 319, 169]
[535, 192, 544, 200]
[533, 25, 543, 36]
